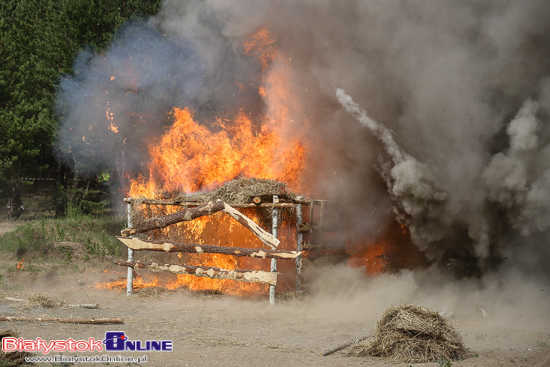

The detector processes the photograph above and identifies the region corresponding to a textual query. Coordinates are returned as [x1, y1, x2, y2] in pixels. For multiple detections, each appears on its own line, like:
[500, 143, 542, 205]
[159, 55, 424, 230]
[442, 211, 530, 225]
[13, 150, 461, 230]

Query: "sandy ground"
[0, 223, 549, 367]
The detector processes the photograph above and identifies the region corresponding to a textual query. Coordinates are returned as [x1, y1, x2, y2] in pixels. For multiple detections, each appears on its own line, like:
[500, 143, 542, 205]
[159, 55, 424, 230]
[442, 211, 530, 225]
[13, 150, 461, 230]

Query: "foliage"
[0, 0, 162, 192]
[0, 215, 126, 260]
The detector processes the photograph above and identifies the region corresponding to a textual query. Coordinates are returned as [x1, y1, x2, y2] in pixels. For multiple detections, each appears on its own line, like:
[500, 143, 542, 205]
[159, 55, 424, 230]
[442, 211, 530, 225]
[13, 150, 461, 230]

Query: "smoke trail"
[335, 88, 407, 165]
[336, 88, 448, 259]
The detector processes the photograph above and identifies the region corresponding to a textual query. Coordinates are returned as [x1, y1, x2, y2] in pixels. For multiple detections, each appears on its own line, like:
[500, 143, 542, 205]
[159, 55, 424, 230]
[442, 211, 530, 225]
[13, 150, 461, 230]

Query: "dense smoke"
[55, 7, 261, 182]
[56, 0, 550, 281]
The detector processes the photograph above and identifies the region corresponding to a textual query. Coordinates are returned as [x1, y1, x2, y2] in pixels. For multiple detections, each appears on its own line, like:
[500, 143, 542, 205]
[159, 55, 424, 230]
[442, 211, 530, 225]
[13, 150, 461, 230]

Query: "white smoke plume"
[336, 88, 448, 259]
[55, 0, 550, 281]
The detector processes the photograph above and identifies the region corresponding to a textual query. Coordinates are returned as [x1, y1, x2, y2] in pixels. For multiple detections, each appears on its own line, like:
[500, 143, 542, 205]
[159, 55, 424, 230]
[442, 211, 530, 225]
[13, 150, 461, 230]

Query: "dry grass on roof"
[173, 177, 301, 204]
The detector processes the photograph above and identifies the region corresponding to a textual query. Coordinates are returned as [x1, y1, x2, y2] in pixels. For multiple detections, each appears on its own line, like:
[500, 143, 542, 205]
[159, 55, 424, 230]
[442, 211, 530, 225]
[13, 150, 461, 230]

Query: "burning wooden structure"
[115, 186, 341, 303]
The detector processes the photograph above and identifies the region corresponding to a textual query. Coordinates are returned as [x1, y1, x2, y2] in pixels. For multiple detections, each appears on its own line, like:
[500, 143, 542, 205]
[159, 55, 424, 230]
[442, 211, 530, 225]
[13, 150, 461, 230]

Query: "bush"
[0, 215, 125, 260]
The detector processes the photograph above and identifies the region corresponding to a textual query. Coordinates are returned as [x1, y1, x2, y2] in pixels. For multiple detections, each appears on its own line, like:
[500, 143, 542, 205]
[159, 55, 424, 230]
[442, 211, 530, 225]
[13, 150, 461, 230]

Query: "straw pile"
[24, 293, 65, 309]
[173, 177, 300, 204]
[349, 304, 470, 363]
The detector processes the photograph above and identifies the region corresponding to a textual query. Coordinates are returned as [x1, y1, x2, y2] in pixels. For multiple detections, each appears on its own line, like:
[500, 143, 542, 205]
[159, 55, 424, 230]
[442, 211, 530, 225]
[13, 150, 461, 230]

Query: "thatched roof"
[348, 304, 470, 363]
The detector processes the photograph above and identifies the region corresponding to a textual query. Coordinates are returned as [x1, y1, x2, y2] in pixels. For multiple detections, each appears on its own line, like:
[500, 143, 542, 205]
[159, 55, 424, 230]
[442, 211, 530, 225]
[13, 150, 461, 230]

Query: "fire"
[130, 27, 306, 199]
[16, 258, 24, 270]
[95, 273, 160, 291]
[243, 28, 277, 71]
[163, 213, 267, 296]
[130, 108, 305, 196]
[347, 242, 389, 275]
[106, 101, 119, 134]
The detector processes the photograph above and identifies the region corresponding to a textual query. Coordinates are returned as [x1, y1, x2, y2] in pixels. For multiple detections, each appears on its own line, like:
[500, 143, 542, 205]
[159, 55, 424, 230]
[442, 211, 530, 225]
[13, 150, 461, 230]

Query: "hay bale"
[349, 304, 470, 363]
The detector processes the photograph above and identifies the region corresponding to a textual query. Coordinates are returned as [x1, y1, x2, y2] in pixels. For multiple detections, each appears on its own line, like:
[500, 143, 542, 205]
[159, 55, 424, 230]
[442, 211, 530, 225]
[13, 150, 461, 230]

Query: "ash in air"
[55, 0, 550, 281]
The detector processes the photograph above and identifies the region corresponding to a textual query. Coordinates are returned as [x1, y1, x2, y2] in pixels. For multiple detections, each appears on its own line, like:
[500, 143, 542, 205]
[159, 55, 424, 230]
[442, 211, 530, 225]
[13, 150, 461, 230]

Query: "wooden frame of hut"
[116, 190, 333, 303]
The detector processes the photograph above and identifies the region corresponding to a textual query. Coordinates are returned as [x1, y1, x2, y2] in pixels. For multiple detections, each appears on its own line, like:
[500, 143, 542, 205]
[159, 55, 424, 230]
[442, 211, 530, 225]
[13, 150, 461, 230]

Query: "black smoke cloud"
[56, 0, 550, 279]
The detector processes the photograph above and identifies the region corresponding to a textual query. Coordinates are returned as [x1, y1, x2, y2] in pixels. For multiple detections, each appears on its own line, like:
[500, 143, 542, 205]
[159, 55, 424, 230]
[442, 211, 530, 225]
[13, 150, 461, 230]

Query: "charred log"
[121, 200, 225, 237]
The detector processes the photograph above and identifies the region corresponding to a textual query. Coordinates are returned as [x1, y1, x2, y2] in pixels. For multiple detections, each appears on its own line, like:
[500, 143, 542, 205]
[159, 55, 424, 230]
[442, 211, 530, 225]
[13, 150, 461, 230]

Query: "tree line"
[0, 0, 162, 211]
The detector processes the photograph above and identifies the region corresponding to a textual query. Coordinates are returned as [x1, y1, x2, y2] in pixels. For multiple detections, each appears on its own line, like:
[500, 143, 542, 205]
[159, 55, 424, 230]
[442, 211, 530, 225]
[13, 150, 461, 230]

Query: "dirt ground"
[0, 223, 549, 367]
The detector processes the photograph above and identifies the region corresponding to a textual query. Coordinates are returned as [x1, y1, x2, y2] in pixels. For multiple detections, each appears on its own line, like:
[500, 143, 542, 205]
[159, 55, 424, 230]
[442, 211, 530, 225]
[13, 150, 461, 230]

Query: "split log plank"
[222, 202, 280, 249]
[121, 200, 225, 237]
[116, 236, 299, 260]
[114, 260, 277, 286]
[0, 316, 123, 324]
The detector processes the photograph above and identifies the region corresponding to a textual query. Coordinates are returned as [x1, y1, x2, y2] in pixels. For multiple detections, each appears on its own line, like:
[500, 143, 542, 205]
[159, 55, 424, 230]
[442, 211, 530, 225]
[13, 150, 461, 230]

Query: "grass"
[0, 214, 126, 262]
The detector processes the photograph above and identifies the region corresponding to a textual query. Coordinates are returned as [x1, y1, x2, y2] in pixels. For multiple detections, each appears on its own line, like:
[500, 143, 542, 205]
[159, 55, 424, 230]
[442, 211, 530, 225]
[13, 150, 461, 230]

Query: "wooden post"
[126, 202, 134, 296]
[269, 196, 278, 305]
[295, 200, 303, 292]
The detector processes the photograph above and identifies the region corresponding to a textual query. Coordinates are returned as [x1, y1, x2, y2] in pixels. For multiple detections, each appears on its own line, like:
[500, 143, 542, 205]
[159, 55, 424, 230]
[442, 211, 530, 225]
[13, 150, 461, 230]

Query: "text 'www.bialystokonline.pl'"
[24, 354, 148, 364]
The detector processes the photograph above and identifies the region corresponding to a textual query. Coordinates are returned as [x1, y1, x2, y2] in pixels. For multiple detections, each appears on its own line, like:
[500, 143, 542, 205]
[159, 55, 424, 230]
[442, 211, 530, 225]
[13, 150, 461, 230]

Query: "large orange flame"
[129, 107, 305, 197]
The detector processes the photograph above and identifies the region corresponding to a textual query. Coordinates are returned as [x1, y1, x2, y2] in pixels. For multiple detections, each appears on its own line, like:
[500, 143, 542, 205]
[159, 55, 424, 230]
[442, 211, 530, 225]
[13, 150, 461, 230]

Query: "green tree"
[0, 0, 161, 197]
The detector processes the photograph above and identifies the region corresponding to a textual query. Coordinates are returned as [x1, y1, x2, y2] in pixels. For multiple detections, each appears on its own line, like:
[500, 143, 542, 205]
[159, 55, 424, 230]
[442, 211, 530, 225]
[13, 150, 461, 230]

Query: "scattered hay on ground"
[25, 293, 65, 309]
[0, 329, 32, 366]
[135, 286, 166, 298]
[192, 289, 224, 298]
[348, 304, 470, 364]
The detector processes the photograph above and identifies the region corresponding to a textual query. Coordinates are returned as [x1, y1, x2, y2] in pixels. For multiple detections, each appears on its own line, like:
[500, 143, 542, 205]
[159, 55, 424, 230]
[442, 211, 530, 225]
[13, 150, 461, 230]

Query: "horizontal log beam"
[116, 236, 299, 260]
[0, 316, 123, 324]
[123, 198, 298, 208]
[121, 200, 225, 237]
[114, 260, 277, 286]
